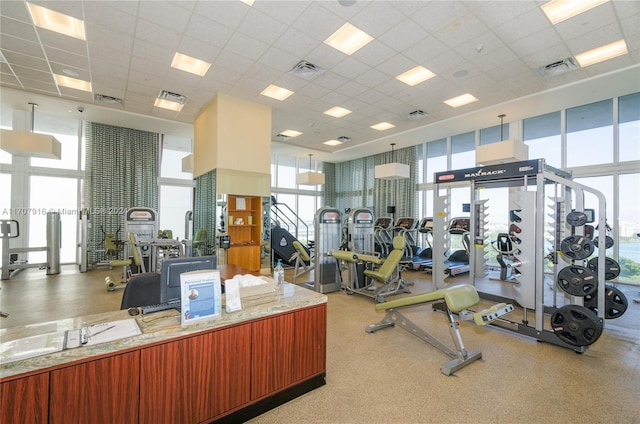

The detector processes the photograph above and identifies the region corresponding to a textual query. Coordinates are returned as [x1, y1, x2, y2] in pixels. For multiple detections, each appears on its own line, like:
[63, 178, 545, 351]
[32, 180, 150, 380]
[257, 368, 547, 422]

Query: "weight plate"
[550, 305, 603, 347]
[557, 265, 597, 297]
[560, 236, 594, 260]
[587, 257, 620, 281]
[584, 284, 629, 319]
[566, 211, 588, 227]
[592, 235, 614, 249]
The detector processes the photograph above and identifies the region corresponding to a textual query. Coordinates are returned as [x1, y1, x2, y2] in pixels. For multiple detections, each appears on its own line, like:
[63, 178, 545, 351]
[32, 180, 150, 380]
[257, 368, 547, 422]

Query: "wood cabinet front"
[49, 351, 140, 424]
[139, 325, 252, 424]
[1, 373, 49, 424]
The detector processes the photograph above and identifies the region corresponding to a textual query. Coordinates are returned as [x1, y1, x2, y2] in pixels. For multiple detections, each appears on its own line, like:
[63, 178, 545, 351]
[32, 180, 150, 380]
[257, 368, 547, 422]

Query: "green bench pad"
[375, 284, 480, 313]
[331, 249, 382, 264]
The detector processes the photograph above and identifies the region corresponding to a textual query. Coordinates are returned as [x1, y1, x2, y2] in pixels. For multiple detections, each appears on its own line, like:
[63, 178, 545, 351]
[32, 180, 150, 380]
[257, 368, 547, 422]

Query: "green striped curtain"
[194, 169, 216, 249]
[84, 122, 159, 262]
[333, 146, 417, 220]
[373, 146, 418, 219]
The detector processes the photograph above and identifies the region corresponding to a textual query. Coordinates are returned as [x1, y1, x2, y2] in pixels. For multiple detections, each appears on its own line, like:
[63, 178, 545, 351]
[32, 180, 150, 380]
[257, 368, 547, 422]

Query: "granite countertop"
[0, 282, 327, 380]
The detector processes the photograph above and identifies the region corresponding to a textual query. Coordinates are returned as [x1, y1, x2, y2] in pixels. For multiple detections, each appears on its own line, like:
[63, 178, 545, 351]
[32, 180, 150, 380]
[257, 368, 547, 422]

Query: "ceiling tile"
[564, 23, 625, 55]
[138, 1, 192, 34]
[409, 1, 470, 35]
[352, 39, 397, 68]
[237, 7, 289, 45]
[272, 27, 321, 60]
[134, 19, 182, 52]
[0, 16, 39, 43]
[193, 0, 249, 30]
[44, 46, 89, 70]
[184, 14, 234, 49]
[85, 23, 134, 55]
[1, 50, 48, 72]
[291, 2, 344, 42]
[83, 2, 137, 37]
[553, 2, 617, 40]
[0, 35, 45, 58]
[350, 1, 406, 38]
[434, 13, 489, 49]
[224, 31, 270, 62]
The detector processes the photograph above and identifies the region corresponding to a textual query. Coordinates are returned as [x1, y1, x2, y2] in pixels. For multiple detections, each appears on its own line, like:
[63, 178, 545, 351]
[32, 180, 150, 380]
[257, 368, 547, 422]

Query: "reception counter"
[1, 282, 328, 424]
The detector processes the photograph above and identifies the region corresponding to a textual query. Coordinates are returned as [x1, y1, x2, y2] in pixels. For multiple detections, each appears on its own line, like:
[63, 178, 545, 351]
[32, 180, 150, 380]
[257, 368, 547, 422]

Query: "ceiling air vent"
[273, 133, 291, 142]
[158, 90, 187, 104]
[337, 136, 352, 143]
[407, 110, 428, 120]
[94, 93, 123, 105]
[289, 60, 325, 81]
[538, 57, 578, 78]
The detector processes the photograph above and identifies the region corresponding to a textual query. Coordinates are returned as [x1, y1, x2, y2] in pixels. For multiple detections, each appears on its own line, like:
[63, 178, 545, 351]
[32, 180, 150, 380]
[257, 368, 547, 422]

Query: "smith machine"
[432, 159, 627, 352]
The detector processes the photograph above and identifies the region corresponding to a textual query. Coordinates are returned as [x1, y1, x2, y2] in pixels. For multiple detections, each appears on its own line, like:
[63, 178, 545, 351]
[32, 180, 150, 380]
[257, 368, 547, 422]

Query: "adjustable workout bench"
[366, 284, 513, 376]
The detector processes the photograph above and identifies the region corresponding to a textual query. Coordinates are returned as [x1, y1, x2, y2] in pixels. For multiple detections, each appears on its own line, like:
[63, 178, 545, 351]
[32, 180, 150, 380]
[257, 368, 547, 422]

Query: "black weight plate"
[550, 305, 603, 347]
[566, 211, 588, 227]
[592, 235, 614, 249]
[587, 257, 620, 280]
[584, 284, 629, 319]
[557, 265, 597, 297]
[560, 236, 594, 260]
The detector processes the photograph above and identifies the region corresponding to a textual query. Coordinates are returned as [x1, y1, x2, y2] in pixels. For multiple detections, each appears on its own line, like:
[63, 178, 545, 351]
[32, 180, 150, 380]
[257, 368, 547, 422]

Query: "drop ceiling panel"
[0, 0, 637, 161]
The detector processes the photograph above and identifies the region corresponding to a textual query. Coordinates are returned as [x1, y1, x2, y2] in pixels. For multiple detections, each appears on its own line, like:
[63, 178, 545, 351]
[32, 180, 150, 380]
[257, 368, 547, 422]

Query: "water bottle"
[274, 259, 285, 291]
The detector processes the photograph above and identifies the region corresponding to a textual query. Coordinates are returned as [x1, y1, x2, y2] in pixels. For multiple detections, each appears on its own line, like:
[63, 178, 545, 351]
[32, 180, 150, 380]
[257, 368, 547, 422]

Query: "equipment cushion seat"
[375, 284, 479, 314]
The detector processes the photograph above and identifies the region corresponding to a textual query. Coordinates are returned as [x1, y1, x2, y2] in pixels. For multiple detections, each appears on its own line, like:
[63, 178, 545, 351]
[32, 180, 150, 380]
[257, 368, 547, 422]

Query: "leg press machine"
[367, 284, 513, 376]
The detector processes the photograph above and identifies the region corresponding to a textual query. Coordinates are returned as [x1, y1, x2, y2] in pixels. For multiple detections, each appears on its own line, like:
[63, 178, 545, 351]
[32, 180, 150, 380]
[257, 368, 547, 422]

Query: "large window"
[276, 156, 296, 189]
[566, 100, 613, 168]
[479, 123, 509, 145]
[619, 92, 640, 163]
[425, 139, 447, 183]
[451, 132, 475, 170]
[618, 173, 640, 282]
[28, 176, 78, 264]
[30, 112, 80, 170]
[161, 135, 193, 180]
[0, 173, 9, 262]
[159, 185, 192, 241]
[524, 111, 561, 168]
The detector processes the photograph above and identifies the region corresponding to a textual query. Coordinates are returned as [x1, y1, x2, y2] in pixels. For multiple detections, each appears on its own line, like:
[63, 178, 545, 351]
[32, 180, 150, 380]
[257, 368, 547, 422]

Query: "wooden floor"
[1, 264, 639, 423]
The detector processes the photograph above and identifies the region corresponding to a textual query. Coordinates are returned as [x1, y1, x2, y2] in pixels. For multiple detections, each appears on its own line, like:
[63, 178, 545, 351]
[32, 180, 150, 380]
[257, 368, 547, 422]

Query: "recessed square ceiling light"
[541, 0, 609, 25]
[171, 52, 211, 76]
[54, 74, 91, 92]
[240, 0, 255, 5]
[27, 2, 86, 40]
[324, 22, 374, 55]
[323, 139, 343, 146]
[324, 106, 352, 118]
[154, 98, 184, 112]
[261, 84, 294, 101]
[574, 39, 628, 67]
[443, 93, 478, 108]
[280, 129, 302, 137]
[395, 66, 436, 86]
[370, 122, 396, 131]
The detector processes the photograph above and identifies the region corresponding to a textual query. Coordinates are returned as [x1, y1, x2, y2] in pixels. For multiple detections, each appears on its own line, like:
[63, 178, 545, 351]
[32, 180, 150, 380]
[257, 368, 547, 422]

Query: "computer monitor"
[160, 255, 217, 303]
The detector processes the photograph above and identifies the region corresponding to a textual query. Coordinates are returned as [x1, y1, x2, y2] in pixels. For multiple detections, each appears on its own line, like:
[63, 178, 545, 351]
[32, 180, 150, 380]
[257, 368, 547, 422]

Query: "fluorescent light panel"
[280, 129, 302, 137]
[154, 98, 184, 111]
[324, 106, 352, 118]
[324, 140, 343, 146]
[240, 0, 255, 5]
[574, 39, 628, 67]
[54, 74, 91, 92]
[370, 122, 395, 131]
[324, 22, 374, 55]
[395, 66, 436, 86]
[261, 84, 294, 101]
[541, 0, 609, 25]
[444, 93, 478, 108]
[171, 53, 211, 76]
[27, 2, 86, 40]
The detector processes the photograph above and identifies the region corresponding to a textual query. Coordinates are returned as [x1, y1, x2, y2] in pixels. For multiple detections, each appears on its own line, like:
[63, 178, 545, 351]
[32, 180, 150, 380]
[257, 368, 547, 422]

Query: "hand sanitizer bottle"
[274, 259, 285, 292]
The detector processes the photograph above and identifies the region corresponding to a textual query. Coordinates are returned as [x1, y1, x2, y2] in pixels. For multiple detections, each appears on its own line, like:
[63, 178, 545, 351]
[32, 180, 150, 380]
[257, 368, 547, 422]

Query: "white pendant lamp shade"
[0, 103, 61, 159]
[0, 129, 61, 159]
[374, 162, 410, 180]
[375, 143, 409, 180]
[296, 154, 325, 186]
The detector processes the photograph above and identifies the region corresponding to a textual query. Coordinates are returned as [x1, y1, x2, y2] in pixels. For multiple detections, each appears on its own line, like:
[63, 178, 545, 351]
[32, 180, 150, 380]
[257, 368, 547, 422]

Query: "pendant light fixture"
[374, 143, 409, 180]
[296, 154, 325, 185]
[0, 103, 62, 159]
[475, 114, 528, 166]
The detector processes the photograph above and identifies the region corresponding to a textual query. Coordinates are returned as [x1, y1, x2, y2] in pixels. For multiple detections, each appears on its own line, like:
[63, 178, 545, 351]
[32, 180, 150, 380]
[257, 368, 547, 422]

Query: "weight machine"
[313, 207, 342, 294]
[1, 212, 61, 280]
[433, 159, 620, 352]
